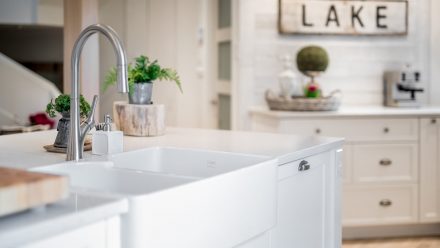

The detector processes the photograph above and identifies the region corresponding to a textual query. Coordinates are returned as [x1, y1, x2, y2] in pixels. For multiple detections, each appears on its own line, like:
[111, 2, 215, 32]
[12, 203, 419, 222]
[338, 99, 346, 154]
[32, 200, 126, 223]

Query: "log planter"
[113, 101, 165, 137]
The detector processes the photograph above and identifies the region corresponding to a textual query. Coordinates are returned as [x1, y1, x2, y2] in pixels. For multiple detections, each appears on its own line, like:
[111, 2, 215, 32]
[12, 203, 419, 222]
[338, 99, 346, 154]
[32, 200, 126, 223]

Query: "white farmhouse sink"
[33, 148, 278, 248]
[109, 146, 270, 178]
[34, 161, 195, 196]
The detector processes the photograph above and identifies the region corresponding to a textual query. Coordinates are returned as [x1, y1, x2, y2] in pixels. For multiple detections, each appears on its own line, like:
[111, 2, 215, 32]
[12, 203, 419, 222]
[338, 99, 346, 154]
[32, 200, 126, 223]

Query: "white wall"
[98, 0, 127, 122]
[37, 0, 63, 26]
[0, 0, 63, 26]
[98, 0, 206, 127]
[234, 0, 432, 130]
[97, 0, 436, 129]
[0, 0, 37, 24]
[430, 0, 440, 105]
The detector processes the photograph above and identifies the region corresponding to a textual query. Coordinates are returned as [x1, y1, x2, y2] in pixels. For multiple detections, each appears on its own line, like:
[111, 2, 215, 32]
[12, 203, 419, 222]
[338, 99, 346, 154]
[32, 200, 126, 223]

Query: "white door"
[206, 0, 232, 129]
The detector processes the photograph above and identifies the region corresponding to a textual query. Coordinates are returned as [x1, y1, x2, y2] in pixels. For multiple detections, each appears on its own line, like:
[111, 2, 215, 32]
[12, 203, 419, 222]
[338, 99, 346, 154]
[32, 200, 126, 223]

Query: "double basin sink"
[34, 147, 278, 248]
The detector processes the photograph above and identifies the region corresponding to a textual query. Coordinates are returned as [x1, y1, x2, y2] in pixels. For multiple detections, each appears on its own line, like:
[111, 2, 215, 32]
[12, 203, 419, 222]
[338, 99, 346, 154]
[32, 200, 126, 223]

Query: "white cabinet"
[22, 217, 121, 248]
[343, 185, 418, 226]
[255, 116, 419, 142]
[273, 153, 327, 247]
[352, 143, 418, 183]
[251, 111, 440, 231]
[419, 118, 440, 222]
[272, 150, 341, 248]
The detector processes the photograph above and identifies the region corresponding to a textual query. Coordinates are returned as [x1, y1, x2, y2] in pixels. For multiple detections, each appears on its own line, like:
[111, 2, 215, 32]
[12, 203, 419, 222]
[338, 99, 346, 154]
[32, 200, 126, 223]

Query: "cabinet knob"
[383, 127, 390, 133]
[315, 128, 321, 134]
[298, 160, 311, 171]
[379, 199, 392, 207]
[431, 119, 437, 124]
[379, 158, 392, 166]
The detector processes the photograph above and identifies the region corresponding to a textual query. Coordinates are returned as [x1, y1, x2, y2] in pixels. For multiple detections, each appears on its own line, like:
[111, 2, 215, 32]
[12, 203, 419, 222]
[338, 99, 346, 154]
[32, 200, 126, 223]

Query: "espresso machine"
[384, 67, 424, 107]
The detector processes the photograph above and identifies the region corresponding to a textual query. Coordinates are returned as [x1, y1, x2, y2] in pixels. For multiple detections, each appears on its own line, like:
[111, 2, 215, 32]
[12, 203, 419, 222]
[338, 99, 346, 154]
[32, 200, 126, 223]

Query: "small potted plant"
[104, 55, 182, 104]
[296, 45, 329, 98]
[46, 94, 91, 148]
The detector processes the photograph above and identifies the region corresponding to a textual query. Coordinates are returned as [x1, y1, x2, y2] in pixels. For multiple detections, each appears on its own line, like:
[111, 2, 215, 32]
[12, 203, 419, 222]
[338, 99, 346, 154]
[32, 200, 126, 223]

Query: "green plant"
[103, 55, 182, 94]
[46, 94, 91, 118]
[296, 46, 329, 74]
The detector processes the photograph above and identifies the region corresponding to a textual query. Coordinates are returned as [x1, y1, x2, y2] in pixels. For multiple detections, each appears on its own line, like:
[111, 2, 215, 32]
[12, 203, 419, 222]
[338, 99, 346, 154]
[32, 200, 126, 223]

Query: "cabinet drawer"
[278, 118, 418, 142]
[278, 151, 330, 180]
[343, 185, 418, 226]
[352, 144, 418, 183]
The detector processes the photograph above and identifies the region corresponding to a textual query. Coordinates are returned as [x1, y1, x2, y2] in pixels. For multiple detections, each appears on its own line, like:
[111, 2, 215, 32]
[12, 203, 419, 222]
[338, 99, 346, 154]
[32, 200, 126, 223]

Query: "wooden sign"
[279, 0, 408, 35]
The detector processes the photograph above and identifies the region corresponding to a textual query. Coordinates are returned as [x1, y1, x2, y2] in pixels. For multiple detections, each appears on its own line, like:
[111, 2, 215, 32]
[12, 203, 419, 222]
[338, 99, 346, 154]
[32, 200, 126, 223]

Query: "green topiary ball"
[296, 46, 329, 75]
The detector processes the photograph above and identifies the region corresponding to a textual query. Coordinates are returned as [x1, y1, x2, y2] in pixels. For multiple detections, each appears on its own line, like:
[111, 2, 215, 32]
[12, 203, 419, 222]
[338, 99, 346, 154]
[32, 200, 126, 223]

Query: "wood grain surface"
[343, 237, 440, 248]
[113, 101, 165, 137]
[0, 167, 68, 217]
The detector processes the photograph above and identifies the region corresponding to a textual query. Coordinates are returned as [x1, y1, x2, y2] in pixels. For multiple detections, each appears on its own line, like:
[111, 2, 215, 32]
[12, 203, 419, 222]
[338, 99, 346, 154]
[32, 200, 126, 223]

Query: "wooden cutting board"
[0, 167, 68, 217]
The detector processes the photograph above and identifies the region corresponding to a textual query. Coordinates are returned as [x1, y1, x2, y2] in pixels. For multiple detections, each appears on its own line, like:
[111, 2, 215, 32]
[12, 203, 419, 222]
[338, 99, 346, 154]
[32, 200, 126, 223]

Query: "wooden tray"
[0, 167, 68, 217]
[44, 138, 92, 154]
[44, 143, 92, 154]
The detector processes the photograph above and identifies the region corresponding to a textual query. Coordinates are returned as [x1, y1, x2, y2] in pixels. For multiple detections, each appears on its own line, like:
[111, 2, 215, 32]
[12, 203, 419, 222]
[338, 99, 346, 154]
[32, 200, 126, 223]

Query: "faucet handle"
[85, 95, 99, 125]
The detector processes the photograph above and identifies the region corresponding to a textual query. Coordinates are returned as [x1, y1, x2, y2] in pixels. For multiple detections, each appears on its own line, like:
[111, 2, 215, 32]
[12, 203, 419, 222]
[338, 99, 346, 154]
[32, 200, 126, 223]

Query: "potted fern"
[104, 55, 182, 104]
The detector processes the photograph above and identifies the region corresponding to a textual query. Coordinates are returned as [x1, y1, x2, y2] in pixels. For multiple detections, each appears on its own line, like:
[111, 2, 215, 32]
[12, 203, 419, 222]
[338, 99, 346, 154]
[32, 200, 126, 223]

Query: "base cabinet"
[273, 153, 327, 247]
[271, 150, 342, 248]
[21, 217, 121, 248]
[251, 112, 440, 234]
[343, 185, 418, 226]
[419, 118, 440, 222]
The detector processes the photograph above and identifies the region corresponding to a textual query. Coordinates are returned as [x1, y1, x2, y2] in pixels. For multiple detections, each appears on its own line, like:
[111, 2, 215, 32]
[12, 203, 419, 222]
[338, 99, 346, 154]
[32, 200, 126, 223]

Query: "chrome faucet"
[67, 24, 129, 161]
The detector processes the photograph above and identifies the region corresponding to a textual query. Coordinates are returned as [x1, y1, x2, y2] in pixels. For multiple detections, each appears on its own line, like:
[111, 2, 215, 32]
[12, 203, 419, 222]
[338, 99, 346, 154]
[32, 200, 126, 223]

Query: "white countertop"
[0, 192, 128, 247]
[0, 127, 343, 167]
[249, 105, 440, 119]
[0, 127, 343, 245]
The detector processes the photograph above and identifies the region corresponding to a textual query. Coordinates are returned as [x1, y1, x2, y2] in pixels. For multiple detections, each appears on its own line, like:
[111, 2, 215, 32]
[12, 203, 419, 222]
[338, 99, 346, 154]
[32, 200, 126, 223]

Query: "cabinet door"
[22, 217, 121, 248]
[23, 221, 108, 248]
[419, 118, 440, 222]
[272, 152, 329, 248]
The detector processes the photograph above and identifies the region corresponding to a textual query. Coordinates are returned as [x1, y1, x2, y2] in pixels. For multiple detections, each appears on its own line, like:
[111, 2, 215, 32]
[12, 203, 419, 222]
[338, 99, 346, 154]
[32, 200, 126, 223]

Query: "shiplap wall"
[234, 0, 431, 130]
[98, 0, 205, 127]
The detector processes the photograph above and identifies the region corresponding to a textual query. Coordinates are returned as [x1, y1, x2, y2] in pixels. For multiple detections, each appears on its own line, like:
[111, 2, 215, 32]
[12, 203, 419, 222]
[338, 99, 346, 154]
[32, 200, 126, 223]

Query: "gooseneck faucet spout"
[67, 24, 129, 161]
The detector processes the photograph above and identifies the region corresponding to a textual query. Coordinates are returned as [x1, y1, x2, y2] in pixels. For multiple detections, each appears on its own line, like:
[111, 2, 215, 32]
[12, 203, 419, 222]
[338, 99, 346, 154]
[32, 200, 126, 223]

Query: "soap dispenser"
[92, 114, 123, 155]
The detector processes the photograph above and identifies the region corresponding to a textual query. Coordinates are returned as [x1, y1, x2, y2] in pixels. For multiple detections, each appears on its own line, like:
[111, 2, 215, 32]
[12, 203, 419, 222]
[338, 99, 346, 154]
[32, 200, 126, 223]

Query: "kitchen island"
[0, 127, 343, 248]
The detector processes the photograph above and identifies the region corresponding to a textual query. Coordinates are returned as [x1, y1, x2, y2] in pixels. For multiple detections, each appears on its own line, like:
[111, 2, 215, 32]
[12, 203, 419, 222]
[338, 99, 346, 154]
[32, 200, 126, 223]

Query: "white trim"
[430, 0, 440, 105]
[0, 52, 61, 97]
[0, 52, 61, 125]
[217, 80, 231, 95]
[216, 28, 231, 42]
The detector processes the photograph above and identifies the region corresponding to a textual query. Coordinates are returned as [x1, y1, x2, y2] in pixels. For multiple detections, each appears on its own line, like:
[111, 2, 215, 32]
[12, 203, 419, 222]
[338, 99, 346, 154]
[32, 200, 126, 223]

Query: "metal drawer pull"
[383, 127, 390, 133]
[432, 119, 437, 124]
[298, 160, 311, 171]
[379, 199, 392, 207]
[379, 159, 392, 166]
[315, 128, 321, 134]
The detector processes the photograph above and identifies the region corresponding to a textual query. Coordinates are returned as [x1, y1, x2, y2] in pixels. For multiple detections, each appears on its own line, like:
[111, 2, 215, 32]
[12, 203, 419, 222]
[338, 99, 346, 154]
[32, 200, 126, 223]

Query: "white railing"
[0, 52, 61, 126]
